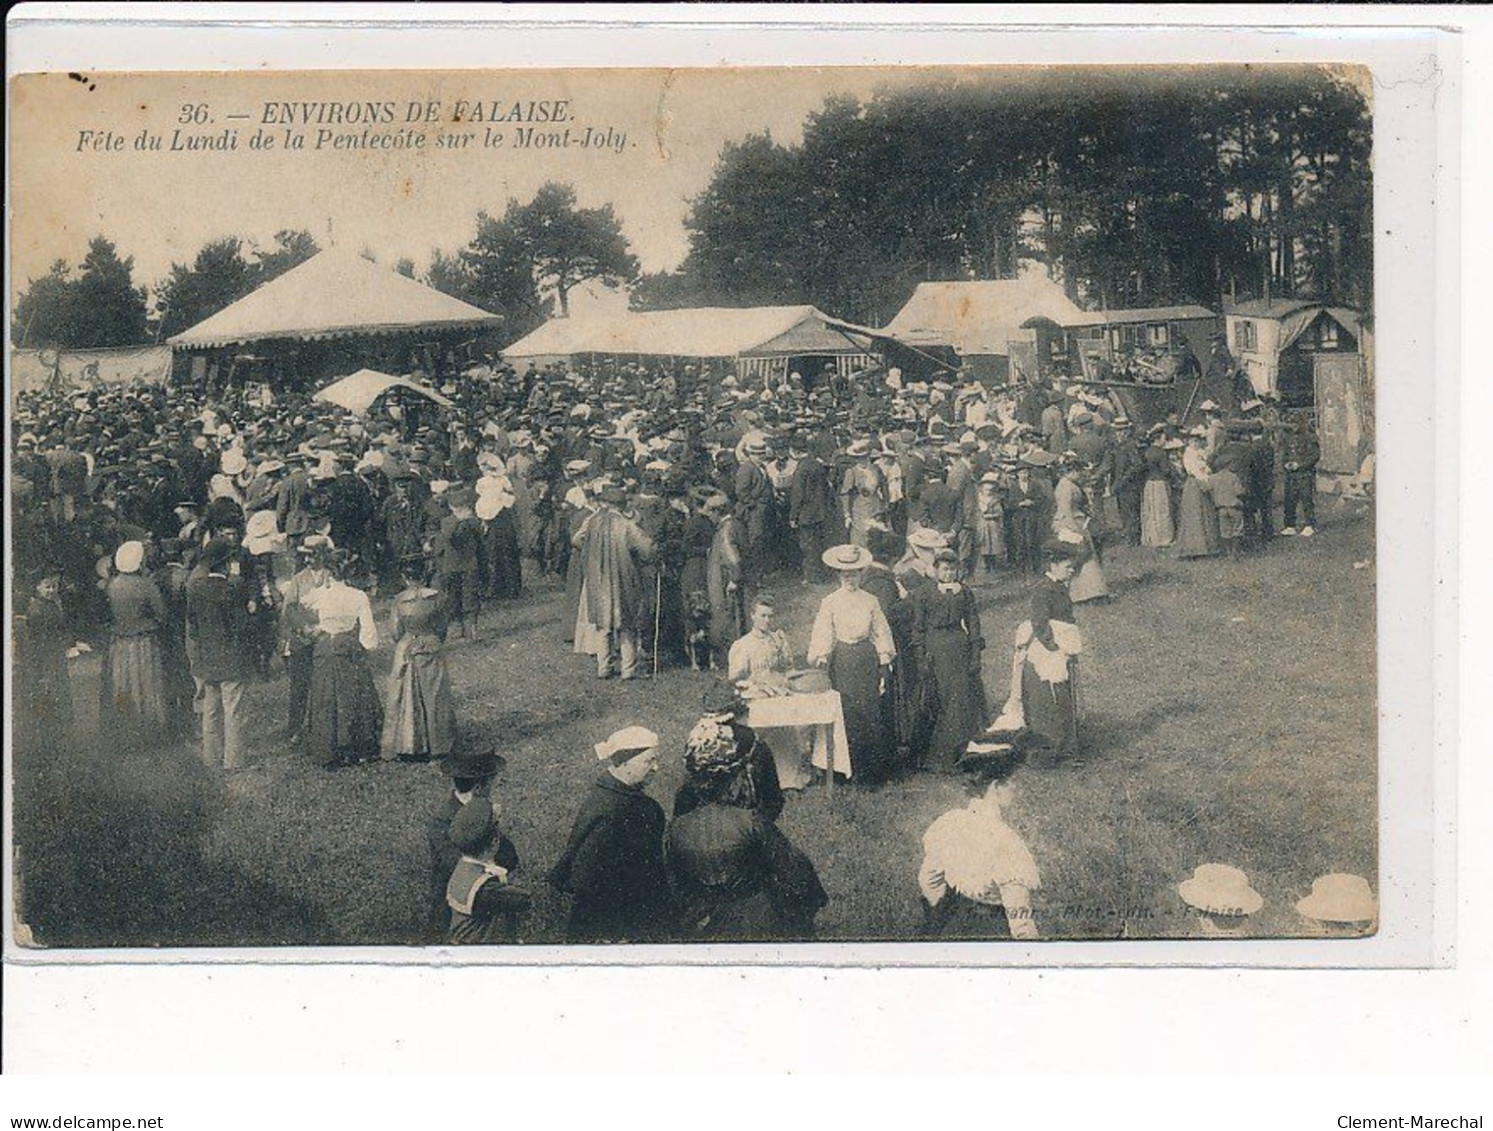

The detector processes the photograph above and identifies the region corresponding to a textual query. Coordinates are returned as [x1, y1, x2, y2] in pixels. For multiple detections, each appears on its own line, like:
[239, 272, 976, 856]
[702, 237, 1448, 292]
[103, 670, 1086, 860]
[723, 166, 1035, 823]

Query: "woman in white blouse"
[303, 549, 383, 770]
[919, 732, 1042, 939]
[807, 544, 896, 782]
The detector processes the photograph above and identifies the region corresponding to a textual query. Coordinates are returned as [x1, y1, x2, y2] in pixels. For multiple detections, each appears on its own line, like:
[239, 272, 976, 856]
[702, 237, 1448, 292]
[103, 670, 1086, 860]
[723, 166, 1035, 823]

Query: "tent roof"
[168, 251, 502, 348]
[313, 369, 454, 416]
[502, 305, 870, 360]
[1224, 298, 1319, 320]
[1055, 304, 1217, 328]
[1277, 306, 1363, 353]
[882, 279, 1085, 355]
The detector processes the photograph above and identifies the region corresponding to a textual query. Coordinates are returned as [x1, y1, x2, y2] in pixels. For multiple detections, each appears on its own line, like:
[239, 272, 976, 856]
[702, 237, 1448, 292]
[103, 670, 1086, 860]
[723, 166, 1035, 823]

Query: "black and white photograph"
[8, 60, 1384, 952]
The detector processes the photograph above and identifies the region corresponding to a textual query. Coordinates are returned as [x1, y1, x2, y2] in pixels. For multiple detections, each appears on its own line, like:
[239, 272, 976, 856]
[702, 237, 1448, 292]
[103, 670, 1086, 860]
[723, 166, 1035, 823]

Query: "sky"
[9, 67, 938, 299]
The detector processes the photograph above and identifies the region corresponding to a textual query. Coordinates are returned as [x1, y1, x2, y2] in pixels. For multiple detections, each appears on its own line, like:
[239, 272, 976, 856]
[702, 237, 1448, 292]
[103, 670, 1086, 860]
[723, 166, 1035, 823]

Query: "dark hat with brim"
[448, 747, 505, 779]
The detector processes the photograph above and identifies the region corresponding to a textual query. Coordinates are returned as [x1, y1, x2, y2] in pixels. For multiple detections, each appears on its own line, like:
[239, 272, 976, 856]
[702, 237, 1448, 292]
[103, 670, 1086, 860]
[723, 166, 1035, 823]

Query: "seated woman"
[727, 595, 795, 687]
[726, 597, 811, 790]
[666, 716, 828, 942]
[918, 729, 1043, 940]
[675, 681, 784, 823]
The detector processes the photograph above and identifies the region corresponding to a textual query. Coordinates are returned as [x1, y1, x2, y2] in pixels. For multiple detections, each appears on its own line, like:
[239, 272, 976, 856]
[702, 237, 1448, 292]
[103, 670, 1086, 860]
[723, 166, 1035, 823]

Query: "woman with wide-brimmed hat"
[103, 539, 169, 747]
[807, 544, 897, 782]
[918, 730, 1043, 939]
[839, 439, 888, 548]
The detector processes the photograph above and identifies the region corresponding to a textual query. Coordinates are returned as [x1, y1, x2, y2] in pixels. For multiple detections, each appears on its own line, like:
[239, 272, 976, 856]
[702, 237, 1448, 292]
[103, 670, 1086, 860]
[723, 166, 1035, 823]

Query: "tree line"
[636, 65, 1372, 325]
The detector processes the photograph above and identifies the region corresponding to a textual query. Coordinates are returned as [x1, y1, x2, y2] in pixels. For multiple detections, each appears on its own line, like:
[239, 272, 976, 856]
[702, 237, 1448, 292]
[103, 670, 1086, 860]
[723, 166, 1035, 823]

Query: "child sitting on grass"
[445, 795, 532, 945]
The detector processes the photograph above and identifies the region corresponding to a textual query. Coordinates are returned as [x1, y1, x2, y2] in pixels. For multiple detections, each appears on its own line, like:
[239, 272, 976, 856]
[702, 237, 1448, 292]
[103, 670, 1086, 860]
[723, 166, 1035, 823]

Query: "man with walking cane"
[576, 485, 656, 681]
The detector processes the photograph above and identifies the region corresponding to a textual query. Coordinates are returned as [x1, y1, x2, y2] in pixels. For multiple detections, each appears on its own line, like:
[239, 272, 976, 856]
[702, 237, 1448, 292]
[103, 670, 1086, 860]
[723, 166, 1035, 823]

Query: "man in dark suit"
[1242, 420, 1277, 545]
[1109, 418, 1146, 546]
[549, 726, 676, 943]
[787, 435, 838, 583]
[186, 537, 254, 770]
[733, 438, 773, 577]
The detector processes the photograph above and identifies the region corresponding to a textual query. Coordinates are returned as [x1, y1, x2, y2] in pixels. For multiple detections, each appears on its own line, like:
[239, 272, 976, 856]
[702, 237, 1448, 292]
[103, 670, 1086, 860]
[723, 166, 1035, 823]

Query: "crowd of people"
[11, 344, 1325, 944]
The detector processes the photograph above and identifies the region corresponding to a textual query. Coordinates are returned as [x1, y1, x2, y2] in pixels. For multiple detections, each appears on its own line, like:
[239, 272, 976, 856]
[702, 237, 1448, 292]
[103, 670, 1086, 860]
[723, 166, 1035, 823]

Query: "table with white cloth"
[744, 690, 851, 794]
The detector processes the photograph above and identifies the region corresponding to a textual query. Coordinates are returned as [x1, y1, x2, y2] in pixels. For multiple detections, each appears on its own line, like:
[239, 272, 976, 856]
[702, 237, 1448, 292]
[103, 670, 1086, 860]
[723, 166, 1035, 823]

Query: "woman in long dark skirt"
[993, 538, 1083, 761]
[304, 554, 382, 769]
[806, 544, 897, 783]
[103, 540, 169, 749]
[559, 467, 594, 643]
[861, 528, 927, 773]
[477, 461, 524, 601]
[913, 549, 988, 772]
[678, 489, 718, 670]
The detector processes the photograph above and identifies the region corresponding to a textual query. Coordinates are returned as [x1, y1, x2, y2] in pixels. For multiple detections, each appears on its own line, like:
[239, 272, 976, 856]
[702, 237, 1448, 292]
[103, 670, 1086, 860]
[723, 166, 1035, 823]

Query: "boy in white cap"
[549, 726, 676, 942]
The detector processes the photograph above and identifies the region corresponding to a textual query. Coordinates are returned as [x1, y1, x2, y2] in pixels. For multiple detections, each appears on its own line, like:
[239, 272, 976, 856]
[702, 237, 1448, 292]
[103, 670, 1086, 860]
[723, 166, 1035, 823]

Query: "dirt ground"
[12, 507, 1376, 948]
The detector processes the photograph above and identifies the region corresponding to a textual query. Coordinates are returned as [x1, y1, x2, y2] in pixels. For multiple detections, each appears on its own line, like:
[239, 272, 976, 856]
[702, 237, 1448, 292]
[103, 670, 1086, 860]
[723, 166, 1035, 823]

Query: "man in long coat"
[549, 727, 676, 943]
[733, 437, 773, 576]
[579, 486, 656, 680]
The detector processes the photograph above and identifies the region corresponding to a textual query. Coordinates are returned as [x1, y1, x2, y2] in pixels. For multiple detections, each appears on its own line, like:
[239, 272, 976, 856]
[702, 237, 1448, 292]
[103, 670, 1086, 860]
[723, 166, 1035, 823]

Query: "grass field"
[12, 504, 1377, 947]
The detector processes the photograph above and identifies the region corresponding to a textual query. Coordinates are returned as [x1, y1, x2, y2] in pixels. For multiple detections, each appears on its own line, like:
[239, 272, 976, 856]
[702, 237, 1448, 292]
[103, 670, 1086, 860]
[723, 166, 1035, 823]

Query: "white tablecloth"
[745, 690, 852, 780]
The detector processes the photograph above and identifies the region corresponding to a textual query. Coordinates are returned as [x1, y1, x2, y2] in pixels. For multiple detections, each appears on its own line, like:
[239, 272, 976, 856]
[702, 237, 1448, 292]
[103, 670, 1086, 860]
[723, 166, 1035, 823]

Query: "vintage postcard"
[7, 58, 1398, 959]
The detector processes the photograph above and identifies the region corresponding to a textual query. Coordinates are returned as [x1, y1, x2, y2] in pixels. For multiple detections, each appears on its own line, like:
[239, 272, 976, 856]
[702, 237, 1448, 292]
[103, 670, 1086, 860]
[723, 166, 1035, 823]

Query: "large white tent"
[168, 251, 501, 349]
[881, 278, 1085, 357]
[501, 305, 879, 381]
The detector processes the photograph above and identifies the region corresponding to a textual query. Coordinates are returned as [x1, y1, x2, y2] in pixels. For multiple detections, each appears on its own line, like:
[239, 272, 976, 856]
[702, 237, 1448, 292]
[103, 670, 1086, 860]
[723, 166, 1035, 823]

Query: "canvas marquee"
[168, 251, 502, 349]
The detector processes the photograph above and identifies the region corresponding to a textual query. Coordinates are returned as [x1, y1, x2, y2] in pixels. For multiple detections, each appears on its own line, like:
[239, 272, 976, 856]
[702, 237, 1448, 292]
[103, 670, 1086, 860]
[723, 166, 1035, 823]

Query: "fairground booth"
[166, 251, 505, 394]
[501, 305, 881, 391]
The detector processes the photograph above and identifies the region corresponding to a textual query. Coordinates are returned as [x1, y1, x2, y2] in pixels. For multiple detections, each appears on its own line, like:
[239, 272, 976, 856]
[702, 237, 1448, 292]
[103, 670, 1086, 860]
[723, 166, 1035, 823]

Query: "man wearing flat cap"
[549, 726, 676, 943]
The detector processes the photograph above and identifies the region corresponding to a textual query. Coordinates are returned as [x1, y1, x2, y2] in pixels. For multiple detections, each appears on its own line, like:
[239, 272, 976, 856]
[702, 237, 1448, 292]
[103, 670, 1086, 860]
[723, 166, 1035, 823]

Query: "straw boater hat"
[243, 509, 285, 556]
[1177, 864, 1264, 917]
[955, 726, 1039, 776]
[594, 725, 660, 765]
[1295, 874, 1377, 924]
[113, 540, 145, 575]
[907, 527, 949, 552]
[822, 544, 872, 572]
